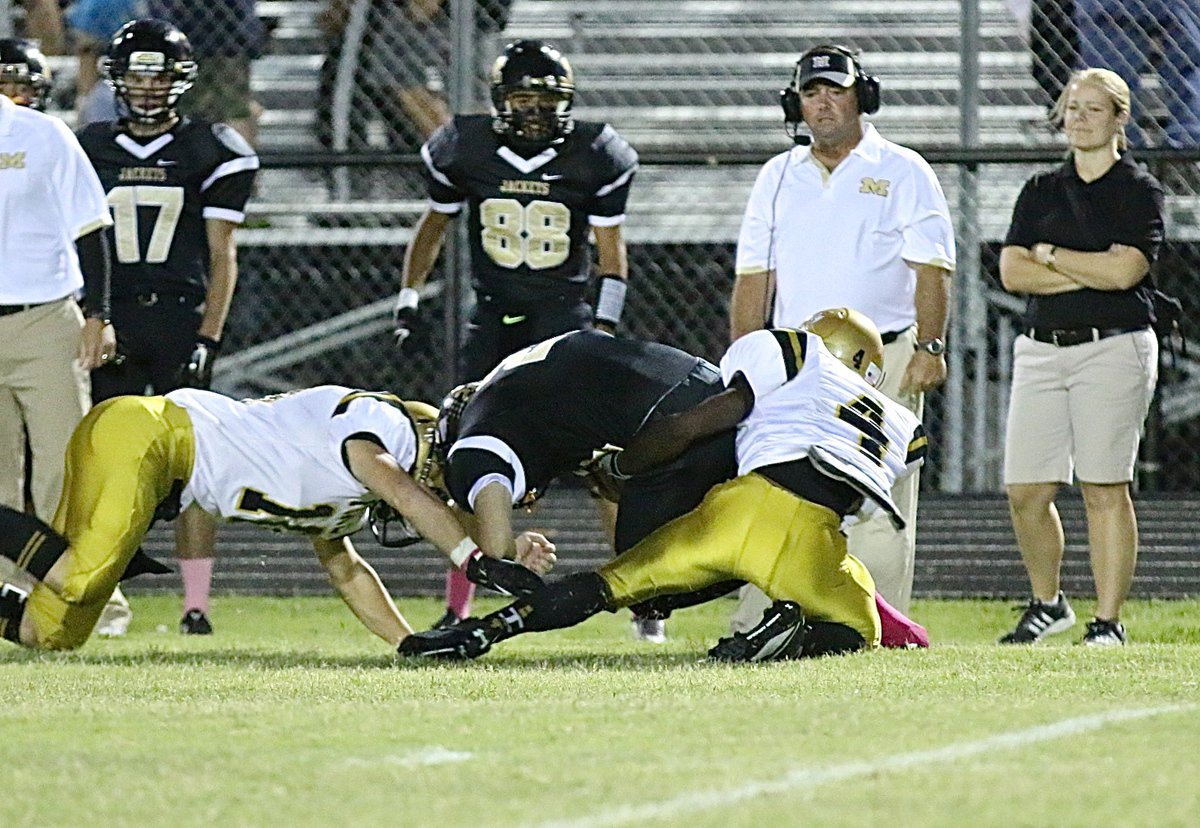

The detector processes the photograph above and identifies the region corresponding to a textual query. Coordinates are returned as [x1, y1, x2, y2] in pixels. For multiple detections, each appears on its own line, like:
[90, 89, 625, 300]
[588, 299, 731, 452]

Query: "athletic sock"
[445, 567, 475, 620]
[179, 558, 214, 614]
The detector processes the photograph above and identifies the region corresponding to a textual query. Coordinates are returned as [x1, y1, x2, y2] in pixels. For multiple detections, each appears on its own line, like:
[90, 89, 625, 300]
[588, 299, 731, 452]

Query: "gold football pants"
[23, 396, 194, 650]
[599, 473, 882, 646]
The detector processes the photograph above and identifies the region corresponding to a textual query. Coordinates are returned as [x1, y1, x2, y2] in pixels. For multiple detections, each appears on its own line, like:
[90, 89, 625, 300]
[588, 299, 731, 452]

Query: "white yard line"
[338, 746, 473, 768]
[535, 705, 1195, 828]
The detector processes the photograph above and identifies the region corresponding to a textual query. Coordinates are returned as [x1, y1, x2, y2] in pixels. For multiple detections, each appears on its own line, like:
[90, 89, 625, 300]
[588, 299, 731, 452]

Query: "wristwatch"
[916, 337, 946, 356]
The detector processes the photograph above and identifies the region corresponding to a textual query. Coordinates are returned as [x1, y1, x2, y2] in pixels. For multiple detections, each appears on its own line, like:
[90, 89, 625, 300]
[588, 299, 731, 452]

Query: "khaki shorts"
[180, 56, 254, 121]
[1004, 328, 1158, 485]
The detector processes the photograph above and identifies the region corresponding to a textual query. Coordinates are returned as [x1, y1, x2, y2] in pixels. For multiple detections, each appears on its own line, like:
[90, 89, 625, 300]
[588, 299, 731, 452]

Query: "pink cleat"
[876, 593, 929, 649]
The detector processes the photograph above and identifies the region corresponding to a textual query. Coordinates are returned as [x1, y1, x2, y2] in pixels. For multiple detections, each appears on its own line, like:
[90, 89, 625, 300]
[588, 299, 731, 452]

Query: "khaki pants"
[0, 298, 90, 519]
[731, 329, 923, 631]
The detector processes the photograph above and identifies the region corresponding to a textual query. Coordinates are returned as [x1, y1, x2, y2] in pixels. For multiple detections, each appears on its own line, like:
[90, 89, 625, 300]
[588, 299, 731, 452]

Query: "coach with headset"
[728, 45, 956, 621]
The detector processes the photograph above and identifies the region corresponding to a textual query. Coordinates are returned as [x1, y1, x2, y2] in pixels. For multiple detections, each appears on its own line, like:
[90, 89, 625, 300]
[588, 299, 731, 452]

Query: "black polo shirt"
[1003, 153, 1164, 329]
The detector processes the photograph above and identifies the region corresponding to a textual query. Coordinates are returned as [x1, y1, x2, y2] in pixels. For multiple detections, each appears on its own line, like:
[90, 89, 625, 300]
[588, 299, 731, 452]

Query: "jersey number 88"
[479, 197, 570, 270]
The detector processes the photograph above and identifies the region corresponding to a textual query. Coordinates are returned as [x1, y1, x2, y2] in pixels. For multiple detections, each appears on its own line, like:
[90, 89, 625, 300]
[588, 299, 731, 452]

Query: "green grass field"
[2, 595, 1198, 828]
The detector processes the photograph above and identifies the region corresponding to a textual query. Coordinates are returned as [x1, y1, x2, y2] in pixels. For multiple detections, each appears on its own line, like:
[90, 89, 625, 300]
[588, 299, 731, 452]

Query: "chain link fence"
[13, 0, 1200, 493]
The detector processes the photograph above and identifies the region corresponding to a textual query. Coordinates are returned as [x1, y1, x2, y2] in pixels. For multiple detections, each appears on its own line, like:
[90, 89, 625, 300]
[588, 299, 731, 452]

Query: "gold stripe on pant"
[600, 473, 881, 646]
[23, 396, 195, 650]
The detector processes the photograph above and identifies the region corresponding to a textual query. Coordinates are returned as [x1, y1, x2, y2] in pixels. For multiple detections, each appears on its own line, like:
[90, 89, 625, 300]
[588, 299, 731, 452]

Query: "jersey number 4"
[107, 185, 184, 264]
[480, 198, 570, 270]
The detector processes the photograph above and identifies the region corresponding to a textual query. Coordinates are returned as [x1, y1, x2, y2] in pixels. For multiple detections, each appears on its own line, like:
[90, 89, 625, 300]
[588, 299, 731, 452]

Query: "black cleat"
[180, 609, 213, 635]
[998, 592, 1075, 644]
[430, 609, 463, 631]
[398, 619, 492, 660]
[708, 600, 806, 662]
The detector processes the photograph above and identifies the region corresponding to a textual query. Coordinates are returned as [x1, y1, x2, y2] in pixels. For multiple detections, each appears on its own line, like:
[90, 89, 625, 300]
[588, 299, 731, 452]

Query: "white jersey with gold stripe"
[166, 386, 418, 539]
[720, 328, 926, 528]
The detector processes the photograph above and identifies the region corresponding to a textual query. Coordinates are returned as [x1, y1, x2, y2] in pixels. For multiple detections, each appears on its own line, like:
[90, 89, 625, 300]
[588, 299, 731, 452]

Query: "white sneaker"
[95, 600, 133, 637]
[631, 617, 666, 644]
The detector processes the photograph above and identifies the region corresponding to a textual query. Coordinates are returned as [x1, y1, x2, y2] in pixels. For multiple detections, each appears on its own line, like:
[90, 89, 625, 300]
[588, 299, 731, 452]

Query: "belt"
[115, 291, 201, 308]
[880, 326, 913, 345]
[1026, 325, 1149, 347]
[0, 301, 51, 317]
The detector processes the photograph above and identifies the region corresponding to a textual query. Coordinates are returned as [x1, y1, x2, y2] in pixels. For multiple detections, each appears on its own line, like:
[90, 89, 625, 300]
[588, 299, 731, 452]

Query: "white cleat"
[631, 617, 666, 644]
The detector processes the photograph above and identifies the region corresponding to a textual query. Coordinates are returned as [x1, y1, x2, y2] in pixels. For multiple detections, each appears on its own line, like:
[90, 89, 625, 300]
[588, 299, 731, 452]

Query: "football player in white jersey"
[399, 308, 926, 661]
[0, 386, 554, 651]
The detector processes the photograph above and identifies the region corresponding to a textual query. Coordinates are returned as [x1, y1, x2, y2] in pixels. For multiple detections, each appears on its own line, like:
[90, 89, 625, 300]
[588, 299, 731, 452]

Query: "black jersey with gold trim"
[448, 330, 705, 502]
[77, 118, 259, 300]
[422, 114, 638, 307]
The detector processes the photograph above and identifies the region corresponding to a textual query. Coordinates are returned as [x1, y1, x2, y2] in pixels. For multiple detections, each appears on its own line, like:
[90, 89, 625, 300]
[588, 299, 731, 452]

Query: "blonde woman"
[998, 68, 1164, 646]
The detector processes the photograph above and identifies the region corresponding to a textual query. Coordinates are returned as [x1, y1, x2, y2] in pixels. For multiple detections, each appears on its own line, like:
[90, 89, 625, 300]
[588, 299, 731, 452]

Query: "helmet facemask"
[102, 21, 197, 127]
[489, 41, 575, 150]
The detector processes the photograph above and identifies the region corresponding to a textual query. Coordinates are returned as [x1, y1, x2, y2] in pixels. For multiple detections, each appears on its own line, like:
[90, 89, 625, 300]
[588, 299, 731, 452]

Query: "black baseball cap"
[794, 50, 857, 90]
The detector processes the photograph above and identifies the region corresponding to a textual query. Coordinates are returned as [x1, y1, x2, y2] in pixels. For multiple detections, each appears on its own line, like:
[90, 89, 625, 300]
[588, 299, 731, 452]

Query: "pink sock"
[180, 558, 214, 614]
[445, 567, 476, 619]
[876, 592, 929, 649]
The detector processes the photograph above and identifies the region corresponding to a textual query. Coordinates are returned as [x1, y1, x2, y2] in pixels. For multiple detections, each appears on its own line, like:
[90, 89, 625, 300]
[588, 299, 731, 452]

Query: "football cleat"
[95, 599, 133, 637]
[631, 617, 666, 643]
[180, 608, 213, 635]
[398, 620, 492, 660]
[708, 600, 806, 662]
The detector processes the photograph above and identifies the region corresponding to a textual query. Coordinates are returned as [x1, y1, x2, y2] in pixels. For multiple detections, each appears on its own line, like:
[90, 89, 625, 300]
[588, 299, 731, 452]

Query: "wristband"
[450, 537, 482, 569]
[595, 275, 627, 326]
[396, 287, 420, 311]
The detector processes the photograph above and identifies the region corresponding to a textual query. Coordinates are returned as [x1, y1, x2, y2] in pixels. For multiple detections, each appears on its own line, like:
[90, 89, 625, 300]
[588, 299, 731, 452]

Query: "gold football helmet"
[800, 307, 885, 387]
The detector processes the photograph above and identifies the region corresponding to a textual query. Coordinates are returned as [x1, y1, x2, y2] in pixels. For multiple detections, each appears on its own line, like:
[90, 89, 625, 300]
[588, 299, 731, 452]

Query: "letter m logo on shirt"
[859, 177, 890, 197]
[0, 152, 26, 170]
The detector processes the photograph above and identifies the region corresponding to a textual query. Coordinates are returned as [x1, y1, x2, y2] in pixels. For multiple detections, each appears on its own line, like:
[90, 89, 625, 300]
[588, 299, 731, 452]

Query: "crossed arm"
[1000, 243, 1149, 295]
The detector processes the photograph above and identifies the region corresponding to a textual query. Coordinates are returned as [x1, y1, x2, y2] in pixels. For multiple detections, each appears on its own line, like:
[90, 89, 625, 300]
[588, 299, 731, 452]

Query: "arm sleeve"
[200, 124, 260, 224]
[75, 227, 111, 319]
[587, 125, 639, 225]
[898, 156, 957, 270]
[422, 121, 468, 213]
[734, 154, 788, 275]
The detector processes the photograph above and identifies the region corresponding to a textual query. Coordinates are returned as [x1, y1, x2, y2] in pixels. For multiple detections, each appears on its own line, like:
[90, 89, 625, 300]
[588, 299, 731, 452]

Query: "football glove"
[464, 551, 545, 597]
[397, 620, 492, 660]
[179, 336, 219, 389]
[393, 287, 420, 347]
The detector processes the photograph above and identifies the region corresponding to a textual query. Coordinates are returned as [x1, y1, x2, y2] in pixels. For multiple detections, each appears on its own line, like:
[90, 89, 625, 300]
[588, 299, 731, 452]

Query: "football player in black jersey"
[76, 19, 261, 636]
[432, 331, 742, 626]
[394, 40, 639, 629]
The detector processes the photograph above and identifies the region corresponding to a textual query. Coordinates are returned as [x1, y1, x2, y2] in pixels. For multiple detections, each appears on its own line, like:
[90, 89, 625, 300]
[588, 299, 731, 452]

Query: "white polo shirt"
[0, 95, 112, 304]
[735, 123, 956, 334]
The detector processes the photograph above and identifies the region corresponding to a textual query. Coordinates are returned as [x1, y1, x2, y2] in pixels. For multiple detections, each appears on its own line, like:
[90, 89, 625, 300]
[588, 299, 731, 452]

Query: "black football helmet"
[0, 38, 51, 110]
[102, 19, 197, 126]
[489, 40, 575, 149]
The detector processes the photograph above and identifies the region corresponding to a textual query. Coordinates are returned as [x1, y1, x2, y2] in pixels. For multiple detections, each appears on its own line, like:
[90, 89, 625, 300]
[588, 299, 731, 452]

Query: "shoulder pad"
[590, 123, 638, 173]
[211, 122, 256, 158]
[425, 118, 465, 169]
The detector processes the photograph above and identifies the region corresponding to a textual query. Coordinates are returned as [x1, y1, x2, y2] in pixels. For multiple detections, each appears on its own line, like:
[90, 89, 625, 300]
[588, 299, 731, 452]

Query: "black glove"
[397, 620, 492, 660]
[179, 335, 220, 389]
[464, 552, 545, 597]
[393, 287, 420, 347]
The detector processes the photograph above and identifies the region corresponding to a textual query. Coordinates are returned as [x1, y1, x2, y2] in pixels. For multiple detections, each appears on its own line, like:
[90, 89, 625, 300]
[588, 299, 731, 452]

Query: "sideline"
[535, 705, 1195, 828]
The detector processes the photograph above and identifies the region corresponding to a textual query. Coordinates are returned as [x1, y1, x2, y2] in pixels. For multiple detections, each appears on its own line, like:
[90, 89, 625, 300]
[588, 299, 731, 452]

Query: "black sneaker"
[430, 609, 462, 631]
[708, 600, 806, 662]
[998, 592, 1075, 644]
[180, 609, 213, 635]
[1081, 618, 1126, 647]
